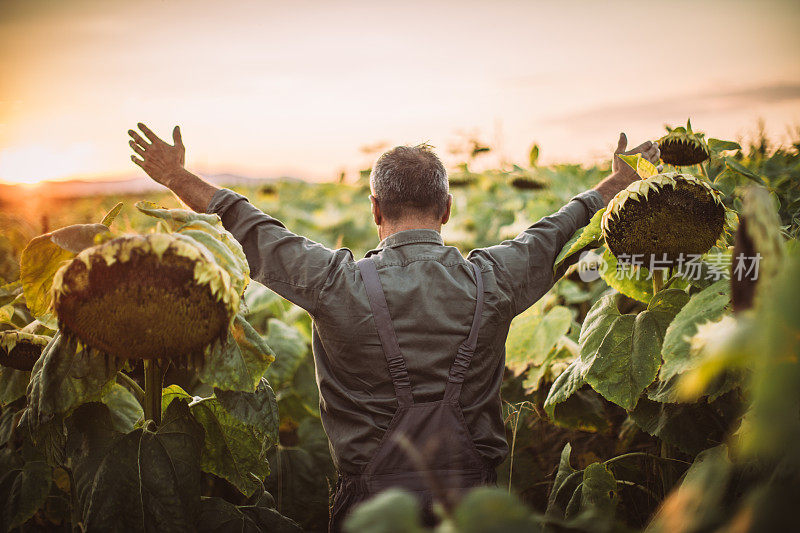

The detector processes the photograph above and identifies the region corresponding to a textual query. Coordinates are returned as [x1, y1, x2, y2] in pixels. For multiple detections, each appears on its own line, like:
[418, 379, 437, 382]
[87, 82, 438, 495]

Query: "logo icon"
[577, 250, 604, 282]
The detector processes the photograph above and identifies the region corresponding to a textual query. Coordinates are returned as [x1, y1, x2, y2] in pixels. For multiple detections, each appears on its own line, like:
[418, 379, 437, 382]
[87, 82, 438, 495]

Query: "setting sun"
[0, 143, 95, 184]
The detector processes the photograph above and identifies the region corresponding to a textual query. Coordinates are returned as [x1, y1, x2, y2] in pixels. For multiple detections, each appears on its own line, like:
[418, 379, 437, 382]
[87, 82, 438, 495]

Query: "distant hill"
[0, 173, 296, 201]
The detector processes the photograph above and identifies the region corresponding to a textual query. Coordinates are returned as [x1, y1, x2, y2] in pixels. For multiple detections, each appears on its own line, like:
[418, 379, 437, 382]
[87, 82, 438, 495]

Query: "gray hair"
[370, 144, 449, 221]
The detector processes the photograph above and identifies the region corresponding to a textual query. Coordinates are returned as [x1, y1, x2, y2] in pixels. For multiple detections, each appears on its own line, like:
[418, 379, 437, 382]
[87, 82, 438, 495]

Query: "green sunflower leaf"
[101, 382, 144, 433]
[19, 234, 75, 321]
[263, 318, 308, 386]
[618, 153, 659, 179]
[49, 223, 110, 254]
[506, 302, 572, 376]
[0, 455, 52, 530]
[100, 202, 124, 226]
[343, 489, 426, 533]
[200, 315, 275, 392]
[163, 385, 270, 497]
[22, 333, 122, 424]
[600, 248, 653, 303]
[543, 358, 587, 418]
[553, 208, 605, 276]
[67, 401, 203, 531]
[724, 157, 765, 186]
[451, 487, 537, 532]
[135, 201, 249, 293]
[215, 378, 280, 454]
[660, 280, 730, 383]
[197, 493, 301, 533]
[579, 290, 688, 410]
[707, 138, 741, 153]
[0, 367, 29, 404]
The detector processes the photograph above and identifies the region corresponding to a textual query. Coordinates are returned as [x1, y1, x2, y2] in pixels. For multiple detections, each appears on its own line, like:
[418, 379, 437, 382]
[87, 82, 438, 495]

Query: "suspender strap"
[358, 257, 414, 406]
[444, 262, 484, 402]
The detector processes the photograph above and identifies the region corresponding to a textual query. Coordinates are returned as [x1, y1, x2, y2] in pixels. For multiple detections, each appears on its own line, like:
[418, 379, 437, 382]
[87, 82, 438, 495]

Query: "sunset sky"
[1, 0, 799, 184]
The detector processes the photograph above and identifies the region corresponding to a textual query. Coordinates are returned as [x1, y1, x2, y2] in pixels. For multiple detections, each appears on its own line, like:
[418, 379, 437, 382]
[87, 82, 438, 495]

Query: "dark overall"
[329, 257, 496, 532]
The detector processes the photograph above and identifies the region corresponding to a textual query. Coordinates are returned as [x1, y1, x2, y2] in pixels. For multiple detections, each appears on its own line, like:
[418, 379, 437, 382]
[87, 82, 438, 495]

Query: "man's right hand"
[593, 133, 662, 205]
[612, 133, 662, 178]
[128, 123, 186, 188]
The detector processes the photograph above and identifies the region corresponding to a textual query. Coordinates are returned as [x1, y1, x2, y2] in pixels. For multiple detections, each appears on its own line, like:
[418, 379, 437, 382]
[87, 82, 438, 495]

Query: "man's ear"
[441, 194, 453, 225]
[370, 195, 381, 226]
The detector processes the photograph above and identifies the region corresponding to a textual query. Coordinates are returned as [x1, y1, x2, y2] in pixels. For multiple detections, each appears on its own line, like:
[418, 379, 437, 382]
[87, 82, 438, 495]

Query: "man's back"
[206, 188, 603, 474]
[313, 228, 511, 474]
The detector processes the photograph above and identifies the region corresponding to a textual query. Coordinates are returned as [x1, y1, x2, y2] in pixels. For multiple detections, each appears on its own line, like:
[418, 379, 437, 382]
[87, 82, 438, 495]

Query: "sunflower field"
[1, 123, 799, 532]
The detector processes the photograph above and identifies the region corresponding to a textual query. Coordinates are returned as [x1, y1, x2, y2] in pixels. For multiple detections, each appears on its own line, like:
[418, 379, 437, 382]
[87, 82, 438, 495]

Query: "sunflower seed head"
[52, 234, 237, 362]
[601, 173, 727, 265]
[0, 330, 50, 371]
[658, 125, 710, 166]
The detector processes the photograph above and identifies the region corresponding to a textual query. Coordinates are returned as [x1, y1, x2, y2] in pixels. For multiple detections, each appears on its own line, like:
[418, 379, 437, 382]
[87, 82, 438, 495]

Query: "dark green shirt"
[207, 188, 604, 474]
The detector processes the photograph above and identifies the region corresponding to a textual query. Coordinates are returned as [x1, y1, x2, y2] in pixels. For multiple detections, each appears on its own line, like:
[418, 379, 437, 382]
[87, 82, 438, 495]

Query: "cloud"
[545, 82, 800, 127]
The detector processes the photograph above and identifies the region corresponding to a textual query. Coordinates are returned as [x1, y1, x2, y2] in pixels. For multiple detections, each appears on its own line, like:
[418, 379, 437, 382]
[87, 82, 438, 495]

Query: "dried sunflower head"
[658, 120, 709, 166]
[449, 175, 477, 188]
[508, 165, 548, 191]
[510, 176, 547, 190]
[52, 233, 237, 363]
[448, 164, 478, 188]
[602, 173, 726, 265]
[0, 330, 50, 371]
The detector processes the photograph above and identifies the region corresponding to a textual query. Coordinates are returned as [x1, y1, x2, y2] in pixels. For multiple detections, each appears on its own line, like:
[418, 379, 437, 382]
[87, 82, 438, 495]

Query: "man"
[128, 124, 660, 531]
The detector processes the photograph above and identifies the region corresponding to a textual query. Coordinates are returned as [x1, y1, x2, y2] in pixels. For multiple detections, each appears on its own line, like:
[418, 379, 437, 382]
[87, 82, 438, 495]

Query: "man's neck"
[379, 220, 442, 242]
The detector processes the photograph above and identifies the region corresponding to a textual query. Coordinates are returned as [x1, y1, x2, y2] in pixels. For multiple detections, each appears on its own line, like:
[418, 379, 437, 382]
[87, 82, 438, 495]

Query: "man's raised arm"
[129, 123, 219, 212]
[128, 123, 346, 314]
[469, 133, 661, 317]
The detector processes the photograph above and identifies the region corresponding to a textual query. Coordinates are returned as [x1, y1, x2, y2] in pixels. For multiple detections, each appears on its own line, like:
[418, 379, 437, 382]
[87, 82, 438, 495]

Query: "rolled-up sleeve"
[206, 188, 352, 314]
[469, 190, 604, 316]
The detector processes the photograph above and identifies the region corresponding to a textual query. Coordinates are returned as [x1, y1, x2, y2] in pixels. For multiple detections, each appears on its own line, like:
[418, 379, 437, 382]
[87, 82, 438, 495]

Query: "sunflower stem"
[143, 360, 162, 426]
[117, 371, 145, 405]
[652, 269, 665, 294]
[67, 468, 80, 533]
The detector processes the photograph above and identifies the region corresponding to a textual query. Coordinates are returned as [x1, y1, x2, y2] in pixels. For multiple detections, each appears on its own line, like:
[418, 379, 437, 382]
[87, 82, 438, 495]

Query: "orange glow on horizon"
[1, 1, 799, 186]
[0, 143, 98, 185]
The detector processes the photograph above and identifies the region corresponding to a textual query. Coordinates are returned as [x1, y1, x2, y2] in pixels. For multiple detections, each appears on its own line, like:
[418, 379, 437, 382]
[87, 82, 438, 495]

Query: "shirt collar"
[366, 229, 444, 256]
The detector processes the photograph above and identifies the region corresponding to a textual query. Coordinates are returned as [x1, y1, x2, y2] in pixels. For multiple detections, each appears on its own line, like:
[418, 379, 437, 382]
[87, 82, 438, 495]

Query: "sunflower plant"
[0, 202, 300, 532]
[543, 148, 747, 417]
